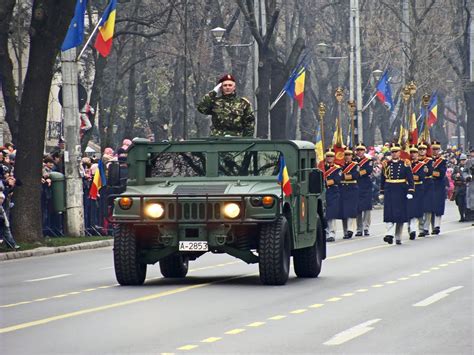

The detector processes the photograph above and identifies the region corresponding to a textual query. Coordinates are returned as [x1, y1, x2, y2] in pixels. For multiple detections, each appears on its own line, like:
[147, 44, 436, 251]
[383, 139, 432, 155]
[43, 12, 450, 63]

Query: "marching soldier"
[417, 142, 434, 237]
[322, 148, 342, 242]
[380, 143, 415, 245]
[354, 143, 373, 236]
[197, 74, 255, 137]
[431, 141, 447, 234]
[407, 145, 428, 240]
[340, 147, 359, 239]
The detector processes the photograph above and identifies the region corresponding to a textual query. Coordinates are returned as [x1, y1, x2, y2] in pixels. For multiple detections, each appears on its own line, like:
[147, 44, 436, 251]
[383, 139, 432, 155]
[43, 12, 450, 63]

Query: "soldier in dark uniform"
[340, 147, 359, 239]
[197, 74, 255, 137]
[354, 143, 373, 236]
[322, 148, 342, 242]
[407, 145, 428, 240]
[452, 154, 468, 222]
[417, 142, 434, 237]
[430, 141, 447, 234]
[380, 143, 415, 245]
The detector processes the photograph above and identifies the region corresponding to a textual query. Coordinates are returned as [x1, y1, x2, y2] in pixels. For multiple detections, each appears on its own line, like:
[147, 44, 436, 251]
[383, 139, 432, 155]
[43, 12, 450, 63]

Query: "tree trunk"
[12, 0, 75, 242]
[124, 37, 138, 138]
[464, 82, 474, 149]
[0, 0, 20, 142]
[256, 47, 271, 138]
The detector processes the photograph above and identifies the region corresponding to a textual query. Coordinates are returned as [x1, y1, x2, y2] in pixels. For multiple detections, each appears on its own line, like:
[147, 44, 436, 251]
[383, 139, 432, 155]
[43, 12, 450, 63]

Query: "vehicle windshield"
[218, 151, 281, 176]
[148, 152, 206, 177]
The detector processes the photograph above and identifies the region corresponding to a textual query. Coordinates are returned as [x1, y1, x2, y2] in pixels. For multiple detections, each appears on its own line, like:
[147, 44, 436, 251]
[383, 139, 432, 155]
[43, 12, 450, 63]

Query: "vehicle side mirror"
[309, 169, 323, 194]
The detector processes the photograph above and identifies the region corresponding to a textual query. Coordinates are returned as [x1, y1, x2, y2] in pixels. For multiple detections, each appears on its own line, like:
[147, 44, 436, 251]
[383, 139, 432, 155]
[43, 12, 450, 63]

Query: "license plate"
[179, 241, 208, 251]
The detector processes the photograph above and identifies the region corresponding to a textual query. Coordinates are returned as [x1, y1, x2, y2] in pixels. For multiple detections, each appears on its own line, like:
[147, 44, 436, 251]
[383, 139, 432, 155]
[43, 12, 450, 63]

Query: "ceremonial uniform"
[417, 143, 435, 237]
[197, 74, 255, 136]
[355, 144, 373, 236]
[340, 149, 359, 239]
[407, 146, 428, 240]
[322, 149, 342, 242]
[381, 143, 415, 244]
[431, 141, 447, 234]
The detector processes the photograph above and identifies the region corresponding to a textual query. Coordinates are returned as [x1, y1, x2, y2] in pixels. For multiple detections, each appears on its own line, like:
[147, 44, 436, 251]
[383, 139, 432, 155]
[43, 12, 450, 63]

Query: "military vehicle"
[111, 138, 326, 286]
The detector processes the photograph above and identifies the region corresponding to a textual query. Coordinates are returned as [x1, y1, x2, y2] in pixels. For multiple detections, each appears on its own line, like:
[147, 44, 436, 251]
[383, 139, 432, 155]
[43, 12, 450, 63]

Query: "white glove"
[378, 194, 384, 202]
[406, 194, 413, 199]
[212, 83, 222, 95]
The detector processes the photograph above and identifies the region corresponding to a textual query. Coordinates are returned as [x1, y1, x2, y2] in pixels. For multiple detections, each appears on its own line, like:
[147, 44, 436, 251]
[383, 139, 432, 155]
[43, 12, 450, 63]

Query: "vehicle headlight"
[118, 197, 133, 210]
[223, 202, 240, 219]
[144, 203, 165, 219]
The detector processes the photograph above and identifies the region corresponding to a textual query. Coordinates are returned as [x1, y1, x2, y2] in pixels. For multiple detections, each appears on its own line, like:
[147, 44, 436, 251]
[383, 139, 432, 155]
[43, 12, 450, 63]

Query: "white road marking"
[24, 274, 72, 282]
[413, 286, 464, 307]
[99, 266, 113, 270]
[324, 319, 381, 346]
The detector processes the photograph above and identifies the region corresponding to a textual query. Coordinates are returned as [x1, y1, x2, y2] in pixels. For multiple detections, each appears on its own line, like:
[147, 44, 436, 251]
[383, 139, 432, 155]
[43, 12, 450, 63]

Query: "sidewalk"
[0, 239, 114, 261]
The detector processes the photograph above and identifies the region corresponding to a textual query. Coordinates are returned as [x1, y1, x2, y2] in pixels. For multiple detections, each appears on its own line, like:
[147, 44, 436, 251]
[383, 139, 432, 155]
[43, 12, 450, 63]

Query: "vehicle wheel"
[113, 224, 147, 285]
[159, 255, 189, 278]
[258, 216, 291, 285]
[293, 217, 323, 278]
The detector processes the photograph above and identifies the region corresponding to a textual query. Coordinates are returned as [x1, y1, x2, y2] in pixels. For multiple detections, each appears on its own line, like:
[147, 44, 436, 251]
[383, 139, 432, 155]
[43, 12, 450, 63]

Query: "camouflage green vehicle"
[111, 137, 326, 286]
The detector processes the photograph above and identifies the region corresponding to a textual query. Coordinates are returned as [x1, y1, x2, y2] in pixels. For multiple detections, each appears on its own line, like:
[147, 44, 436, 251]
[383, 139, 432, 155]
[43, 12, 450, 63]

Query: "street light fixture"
[372, 69, 383, 81]
[210, 27, 226, 43]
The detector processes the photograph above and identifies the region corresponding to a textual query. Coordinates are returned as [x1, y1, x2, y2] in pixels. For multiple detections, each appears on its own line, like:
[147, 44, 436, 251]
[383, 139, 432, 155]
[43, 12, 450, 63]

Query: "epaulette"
[241, 97, 251, 105]
[382, 160, 388, 167]
[335, 164, 341, 168]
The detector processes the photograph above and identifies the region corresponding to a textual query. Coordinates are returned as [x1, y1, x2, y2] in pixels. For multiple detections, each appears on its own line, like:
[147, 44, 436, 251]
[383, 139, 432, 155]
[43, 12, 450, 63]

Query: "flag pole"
[76, 17, 103, 61]
[269, 88, 286, 110]
[361, 92, 377, 112]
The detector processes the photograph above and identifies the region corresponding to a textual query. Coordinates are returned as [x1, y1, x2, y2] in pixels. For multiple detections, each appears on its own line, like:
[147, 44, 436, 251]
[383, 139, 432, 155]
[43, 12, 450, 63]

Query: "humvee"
[111, 137, 326, 286]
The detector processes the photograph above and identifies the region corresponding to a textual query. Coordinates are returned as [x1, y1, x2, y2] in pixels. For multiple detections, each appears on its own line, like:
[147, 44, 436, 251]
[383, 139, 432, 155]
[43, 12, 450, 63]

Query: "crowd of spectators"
[0, 143, 19, 249]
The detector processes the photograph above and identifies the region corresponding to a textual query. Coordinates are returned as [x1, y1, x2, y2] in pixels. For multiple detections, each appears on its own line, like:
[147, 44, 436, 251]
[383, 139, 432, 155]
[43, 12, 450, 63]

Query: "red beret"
[218, 74, 235, 83]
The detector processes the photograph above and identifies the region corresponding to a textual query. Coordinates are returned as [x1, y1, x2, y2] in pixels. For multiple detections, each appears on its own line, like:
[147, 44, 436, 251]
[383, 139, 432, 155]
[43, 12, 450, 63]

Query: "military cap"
[418, 142, 428, 149]
[355, 142, 366, 151]
[325, 148, 336, 157]
[431, 140, 441, 149]
[344, 146, 354, 155]
[409, 144, 418, 153]
[218, 74, 235, 83]
[390, 143, 401, 152]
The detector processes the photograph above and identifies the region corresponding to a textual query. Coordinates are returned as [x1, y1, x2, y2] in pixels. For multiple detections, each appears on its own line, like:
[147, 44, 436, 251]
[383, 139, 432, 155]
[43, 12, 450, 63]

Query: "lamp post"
[318, 102, 327, 150]
[348, 100, 356, 145]
[183, 0, 188, 140]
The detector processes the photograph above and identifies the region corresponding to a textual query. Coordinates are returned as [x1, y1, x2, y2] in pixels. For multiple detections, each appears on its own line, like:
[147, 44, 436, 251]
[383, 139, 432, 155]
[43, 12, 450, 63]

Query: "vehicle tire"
[159, 255, 189, 278]
[258, 216, 291, 285]
[293, 217, 323, 278]
[113, 224, 147, 285]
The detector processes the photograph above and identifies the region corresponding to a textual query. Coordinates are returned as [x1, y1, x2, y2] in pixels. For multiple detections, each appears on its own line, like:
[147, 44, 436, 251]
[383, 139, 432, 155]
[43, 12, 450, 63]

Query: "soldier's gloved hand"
[378, 194, 384, 202]
[212, 83, 222, 95]
[406, 193, 413, 199]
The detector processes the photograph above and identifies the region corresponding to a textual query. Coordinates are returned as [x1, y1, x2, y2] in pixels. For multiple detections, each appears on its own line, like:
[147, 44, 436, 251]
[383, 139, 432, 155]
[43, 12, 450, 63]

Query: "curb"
[0, 239, 114, 261]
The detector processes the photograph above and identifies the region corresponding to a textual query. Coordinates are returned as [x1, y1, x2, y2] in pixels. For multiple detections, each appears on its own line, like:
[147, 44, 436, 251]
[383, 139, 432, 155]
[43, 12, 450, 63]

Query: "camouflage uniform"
[197, 91, 255, 137]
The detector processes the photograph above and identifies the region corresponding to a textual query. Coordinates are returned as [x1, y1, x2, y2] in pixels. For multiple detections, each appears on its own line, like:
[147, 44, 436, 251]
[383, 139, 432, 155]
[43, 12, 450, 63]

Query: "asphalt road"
[1, 201, 473, 355]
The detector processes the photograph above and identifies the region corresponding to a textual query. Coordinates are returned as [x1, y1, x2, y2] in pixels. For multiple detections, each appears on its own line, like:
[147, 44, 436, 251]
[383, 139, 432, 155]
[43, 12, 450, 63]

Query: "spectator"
[0, 192, 19, 250]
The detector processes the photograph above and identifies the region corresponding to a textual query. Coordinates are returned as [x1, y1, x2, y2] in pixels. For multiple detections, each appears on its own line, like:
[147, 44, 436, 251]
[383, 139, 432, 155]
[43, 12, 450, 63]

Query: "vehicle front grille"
[173, 184, 228, 195]
[165, 201, 225, 221]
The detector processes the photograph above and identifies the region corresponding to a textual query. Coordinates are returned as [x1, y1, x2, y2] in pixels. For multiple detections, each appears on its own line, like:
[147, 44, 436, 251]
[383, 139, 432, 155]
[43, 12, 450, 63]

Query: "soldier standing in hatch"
[197, 74, 255, 137]
[380, 143, 415, 245]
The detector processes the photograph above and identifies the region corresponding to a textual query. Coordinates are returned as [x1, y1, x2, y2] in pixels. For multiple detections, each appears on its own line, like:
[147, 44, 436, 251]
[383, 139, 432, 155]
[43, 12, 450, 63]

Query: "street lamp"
[210, 27, 226, 43]
[372, 69, 383, 81]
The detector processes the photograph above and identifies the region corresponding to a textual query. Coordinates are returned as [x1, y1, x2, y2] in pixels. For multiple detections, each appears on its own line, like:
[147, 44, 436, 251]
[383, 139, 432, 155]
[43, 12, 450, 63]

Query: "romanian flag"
[284, 65, 306, 109]
[94, 0, 117, 57]
[427, 93, 438, 127]
[315, 127, 323, 163]
[332, 117, 345, 165]
[408, 112, 418, 145]
[89, 159, 107, 200]
[277, 156, 293, 196]
[375, 70, 394, 111]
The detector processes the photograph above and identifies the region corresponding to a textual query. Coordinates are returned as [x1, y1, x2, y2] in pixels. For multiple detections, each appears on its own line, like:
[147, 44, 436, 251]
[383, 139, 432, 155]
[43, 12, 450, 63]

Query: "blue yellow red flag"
[375, 70, 394, 111]
[61, 0, 88, 51]
[284, 65, 306, 109]
[94, 0, 117, 57]
[277, 155, 293, 196]
[89, 159, 107, 200]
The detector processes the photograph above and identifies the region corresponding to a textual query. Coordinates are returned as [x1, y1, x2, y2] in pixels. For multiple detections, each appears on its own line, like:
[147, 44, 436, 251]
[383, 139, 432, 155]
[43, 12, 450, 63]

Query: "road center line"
[413, 286, 464, 307]
[24, 274, 72, 283]
[324, 319, 381, 346]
